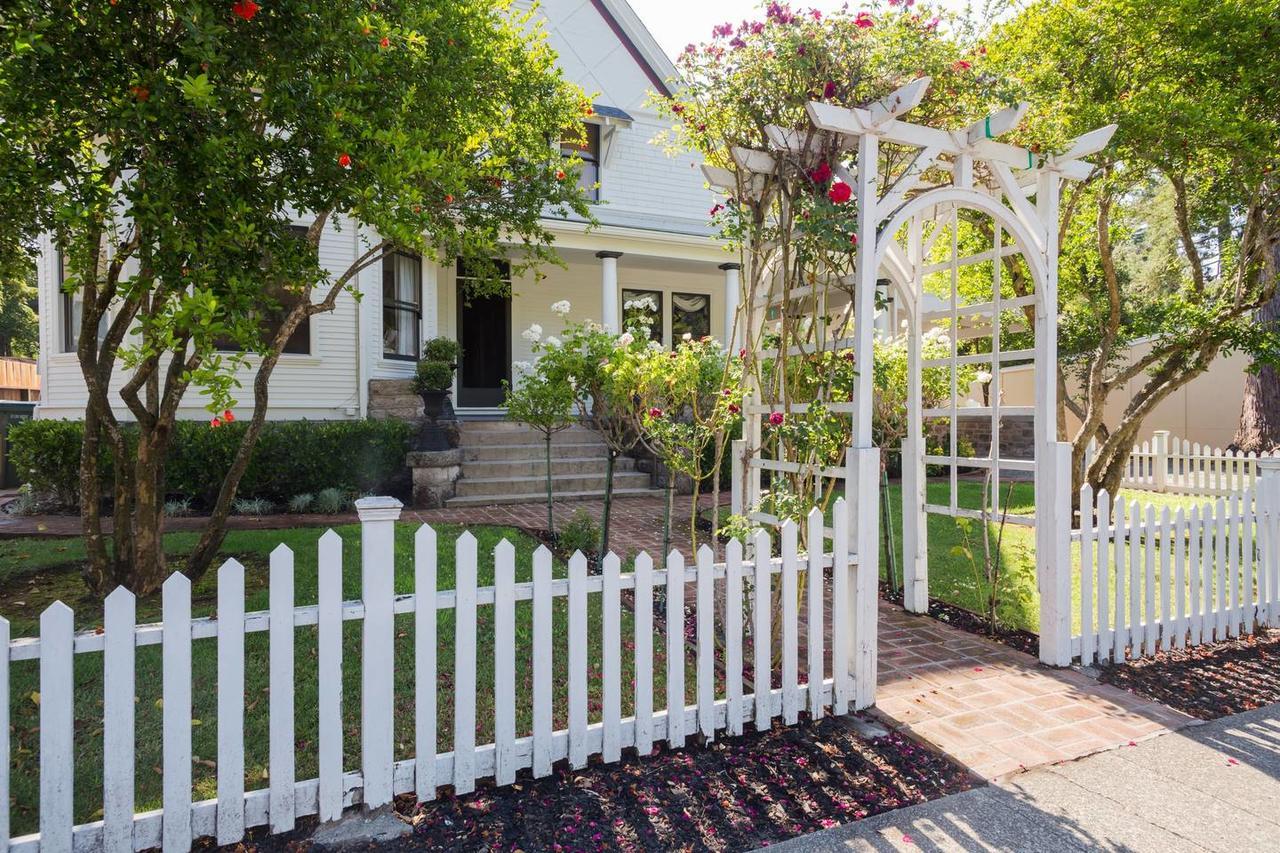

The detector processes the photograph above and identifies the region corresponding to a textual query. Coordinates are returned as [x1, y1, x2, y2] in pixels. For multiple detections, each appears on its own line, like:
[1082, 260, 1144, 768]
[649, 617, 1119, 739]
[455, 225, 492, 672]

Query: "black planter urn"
[417, 389, 454, 452]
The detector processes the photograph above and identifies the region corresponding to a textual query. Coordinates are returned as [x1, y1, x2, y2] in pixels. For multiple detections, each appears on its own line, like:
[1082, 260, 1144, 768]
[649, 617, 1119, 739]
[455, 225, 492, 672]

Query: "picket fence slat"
[831, 503, 851, 715]
[632, 551, 654, 759]
[696, 546, 715, 740]
[103, 588, 136, 853]
[724, 539, 744, 736]
[602, 552, 623, 763]
[495, 540, 517, 786]
[1174, 509, 1187, 650]
[1228, 494, 1240, 637]
[1216, 499, 1228, 641]
[806, 508, 825, 719]
[319, 531, 346, 820]
[162, 574, 192, 853]
[1096, 490, 1112, 662]
[1113, 499, 1128, 661]
[665, 550, 686, 749]
[1128, 504, 1141, 659]
[1243, 487, 1255, 632]
[40, 602, 74, 853]
[0, 615, 8, 853]
[270, 546, 296, 834]
[453, 532, 478, 794]
[1080, 485, 1095, 665]
[1143, 505, 1156, 656]
[753, 530, 772, 729]
[216, 560, 246, 844]
[781, 520, 799, 726]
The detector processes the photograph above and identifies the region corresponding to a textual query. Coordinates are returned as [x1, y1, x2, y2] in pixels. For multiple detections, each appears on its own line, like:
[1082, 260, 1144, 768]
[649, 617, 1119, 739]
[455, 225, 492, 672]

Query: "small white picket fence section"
[1091, 431, 1276, 497]
[1072, 479, 1280, 664]
[3, 498, 875, 853]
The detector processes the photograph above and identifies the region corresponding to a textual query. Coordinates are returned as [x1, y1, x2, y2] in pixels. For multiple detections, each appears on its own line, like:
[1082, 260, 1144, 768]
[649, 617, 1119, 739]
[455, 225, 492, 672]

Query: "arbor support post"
[356, 496, 402, 808]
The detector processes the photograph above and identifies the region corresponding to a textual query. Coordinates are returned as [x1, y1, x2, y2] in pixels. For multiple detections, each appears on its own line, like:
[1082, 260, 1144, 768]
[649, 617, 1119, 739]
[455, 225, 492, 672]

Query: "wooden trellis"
[714, 76, 1115, 666]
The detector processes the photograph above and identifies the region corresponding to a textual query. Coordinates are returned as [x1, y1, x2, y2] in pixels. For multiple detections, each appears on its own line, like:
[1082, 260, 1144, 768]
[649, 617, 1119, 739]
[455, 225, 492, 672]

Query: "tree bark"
[1233, 245, 1280, 452]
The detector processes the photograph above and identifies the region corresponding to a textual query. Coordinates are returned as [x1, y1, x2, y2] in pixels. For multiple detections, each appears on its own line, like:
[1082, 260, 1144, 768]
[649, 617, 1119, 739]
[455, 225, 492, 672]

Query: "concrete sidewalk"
[759, 704, 1280, 852]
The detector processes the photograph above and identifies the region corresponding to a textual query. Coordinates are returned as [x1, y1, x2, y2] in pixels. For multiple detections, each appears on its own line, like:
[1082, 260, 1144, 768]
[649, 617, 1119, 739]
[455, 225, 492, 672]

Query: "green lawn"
[0, 523, 680, 835]
[877, 480, 1226, 634]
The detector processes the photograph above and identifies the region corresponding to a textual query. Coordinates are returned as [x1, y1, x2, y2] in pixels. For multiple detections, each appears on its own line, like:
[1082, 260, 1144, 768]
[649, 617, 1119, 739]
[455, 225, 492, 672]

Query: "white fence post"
[355, 496, 403, 810]
[731, 437, 745, 517]
[1038, 442, 1074, 666]
[1258, 457, 1280, 627]
[852, 447, 880, 709]
[1152, 430, 1170, 492]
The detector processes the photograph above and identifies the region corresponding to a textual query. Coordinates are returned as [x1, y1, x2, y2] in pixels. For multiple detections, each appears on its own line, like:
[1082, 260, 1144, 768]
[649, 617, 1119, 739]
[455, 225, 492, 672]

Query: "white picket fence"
[1072, 477, 1280, 664]
[3, 497, 876, 853]
[1095, 431, 1276, 497]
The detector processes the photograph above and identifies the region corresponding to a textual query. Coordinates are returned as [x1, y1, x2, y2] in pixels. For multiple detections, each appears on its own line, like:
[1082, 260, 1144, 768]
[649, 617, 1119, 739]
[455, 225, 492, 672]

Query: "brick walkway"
[873, 603, 1197, 779]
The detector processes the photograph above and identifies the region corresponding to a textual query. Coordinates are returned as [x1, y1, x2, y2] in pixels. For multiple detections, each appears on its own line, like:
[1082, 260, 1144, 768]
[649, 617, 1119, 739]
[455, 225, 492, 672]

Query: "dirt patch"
[221, 714, 976, 853]
[1097, 628, 1280, 720]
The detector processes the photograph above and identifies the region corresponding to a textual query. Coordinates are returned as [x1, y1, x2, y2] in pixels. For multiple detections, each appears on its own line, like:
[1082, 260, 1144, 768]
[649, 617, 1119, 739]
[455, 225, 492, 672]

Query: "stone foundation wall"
[952, 413, 1036, 460]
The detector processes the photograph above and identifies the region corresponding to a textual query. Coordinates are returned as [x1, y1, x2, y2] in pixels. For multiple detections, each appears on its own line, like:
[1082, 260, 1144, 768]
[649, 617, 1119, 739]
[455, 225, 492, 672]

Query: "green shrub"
[421, 336, 460, 363]
[163, 497, 194, 517]
[288, 493, 315, 514]
[8, 418, 413, 509]
[558, 509, 600, 557]
[414, 360, 454, 393]
[232, 497, 274, 516]
[313, 487, 348, 515]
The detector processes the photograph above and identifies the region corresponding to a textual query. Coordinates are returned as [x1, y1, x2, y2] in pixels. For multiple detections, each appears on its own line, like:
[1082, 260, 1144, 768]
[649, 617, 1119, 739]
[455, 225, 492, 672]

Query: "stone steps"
[445, 420, 659, 508]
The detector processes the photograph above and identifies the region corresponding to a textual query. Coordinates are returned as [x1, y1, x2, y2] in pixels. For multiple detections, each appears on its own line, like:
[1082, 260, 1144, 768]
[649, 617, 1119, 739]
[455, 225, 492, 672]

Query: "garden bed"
[1096, 627, 1280, 720]
[212, 714, 976, 852]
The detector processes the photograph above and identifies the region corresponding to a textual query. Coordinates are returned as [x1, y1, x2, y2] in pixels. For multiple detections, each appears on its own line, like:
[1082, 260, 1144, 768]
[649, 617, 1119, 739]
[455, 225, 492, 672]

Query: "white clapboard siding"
[1072, 482, 1272, 663]
[4, 510, 875, 853]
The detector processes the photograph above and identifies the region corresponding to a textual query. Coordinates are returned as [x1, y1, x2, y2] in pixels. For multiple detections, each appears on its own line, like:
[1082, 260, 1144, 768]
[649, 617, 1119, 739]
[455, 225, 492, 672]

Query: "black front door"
[456, 284, 511, 408]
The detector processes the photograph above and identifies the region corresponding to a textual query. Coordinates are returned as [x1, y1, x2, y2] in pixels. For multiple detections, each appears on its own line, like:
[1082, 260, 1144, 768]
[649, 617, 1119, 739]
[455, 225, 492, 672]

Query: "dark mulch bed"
[1097, 627, 1280, 720]
[877, 581, 1040, 658]
[225, 715, 975, 853]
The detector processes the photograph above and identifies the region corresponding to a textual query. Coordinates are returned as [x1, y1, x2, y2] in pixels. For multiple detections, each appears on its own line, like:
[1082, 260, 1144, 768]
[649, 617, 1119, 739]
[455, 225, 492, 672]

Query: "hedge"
[9, 418, 415, 509]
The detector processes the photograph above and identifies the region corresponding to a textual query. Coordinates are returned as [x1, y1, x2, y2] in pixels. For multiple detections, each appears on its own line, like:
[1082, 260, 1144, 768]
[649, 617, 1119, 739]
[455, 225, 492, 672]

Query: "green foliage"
[9, 418, 412, 508]
[413, 360, 455, 394]
[313, 487, 348, 515]
[231, 497, 274, 516]
[557, 509, 600, 558]
[421, 337, 461, 364]
[0, 240, 36, 358]
[287, 493, 315, 514]
[163, 497, 194, 518]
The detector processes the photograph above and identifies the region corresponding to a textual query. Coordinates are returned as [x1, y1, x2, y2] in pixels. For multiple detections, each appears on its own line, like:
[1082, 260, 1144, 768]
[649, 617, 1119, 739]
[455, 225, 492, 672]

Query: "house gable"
[524, 0, 678, 112]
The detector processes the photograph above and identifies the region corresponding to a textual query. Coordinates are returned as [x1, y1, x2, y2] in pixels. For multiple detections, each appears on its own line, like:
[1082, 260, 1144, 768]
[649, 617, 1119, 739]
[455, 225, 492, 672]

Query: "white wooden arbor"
[712, 77, 1115, 666]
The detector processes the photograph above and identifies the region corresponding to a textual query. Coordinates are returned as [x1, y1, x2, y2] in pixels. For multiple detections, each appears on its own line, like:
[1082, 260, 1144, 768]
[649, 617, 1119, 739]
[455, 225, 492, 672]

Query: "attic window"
[561, 122, 601, 202]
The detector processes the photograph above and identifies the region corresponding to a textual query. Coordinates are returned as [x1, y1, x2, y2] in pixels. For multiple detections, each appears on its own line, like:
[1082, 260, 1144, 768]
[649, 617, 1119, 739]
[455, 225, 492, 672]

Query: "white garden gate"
[713, 76, 1116, 666]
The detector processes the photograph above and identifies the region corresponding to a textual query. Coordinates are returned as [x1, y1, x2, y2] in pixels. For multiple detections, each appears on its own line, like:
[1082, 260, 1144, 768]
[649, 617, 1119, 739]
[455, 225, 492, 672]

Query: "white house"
[33, 0, 736, 422]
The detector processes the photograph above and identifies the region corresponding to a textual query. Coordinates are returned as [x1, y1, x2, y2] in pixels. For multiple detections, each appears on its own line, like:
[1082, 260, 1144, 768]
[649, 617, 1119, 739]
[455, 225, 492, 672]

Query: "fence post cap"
[355, 495, 404, 521]
[1255, 456, 1280, 475]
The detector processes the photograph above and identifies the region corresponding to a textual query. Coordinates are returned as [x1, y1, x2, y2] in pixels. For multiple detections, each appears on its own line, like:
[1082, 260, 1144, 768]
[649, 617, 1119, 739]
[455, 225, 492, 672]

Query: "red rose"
[210, 417, 223, 429]
[953, 59, 972, 72]
[768, 411, 785, 426]
[728, 403, 740, 415]
[649, 408, 663, 419]
[338, 153, 351, 168]
[828, 181, 852, 204]
[855, 12, 874, 28]
[130, 85, 150, 102]
[822, 81, 837, 99]
[850, 232, 859, 246]
[223, 410, 236, 423]
[444, 194, 454, 204]
[556, 169, 567, 181]
[230, 0, 259, 22]
[809, 162, 832, 184]
[379, 37, 390, 49]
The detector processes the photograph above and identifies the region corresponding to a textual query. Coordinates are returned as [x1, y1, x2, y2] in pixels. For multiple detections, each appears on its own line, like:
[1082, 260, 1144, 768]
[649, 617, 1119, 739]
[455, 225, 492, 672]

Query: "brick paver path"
[874, 603, 1197, 779]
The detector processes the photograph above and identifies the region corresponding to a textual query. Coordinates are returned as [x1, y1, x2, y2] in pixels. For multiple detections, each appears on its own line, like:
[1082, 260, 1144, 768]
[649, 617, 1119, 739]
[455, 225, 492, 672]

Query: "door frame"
[454, 281, 511, 408]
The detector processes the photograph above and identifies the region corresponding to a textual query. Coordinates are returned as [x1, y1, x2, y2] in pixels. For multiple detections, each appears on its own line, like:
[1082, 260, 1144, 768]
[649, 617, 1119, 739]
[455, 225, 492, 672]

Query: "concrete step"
[454, 470, 651, 498]
[460, 420, 599, 436]
[445, 486, 659, 508]
[462, 441, 611, 462]
[462, 456, 636, 479]
[461, 428, 605, 447]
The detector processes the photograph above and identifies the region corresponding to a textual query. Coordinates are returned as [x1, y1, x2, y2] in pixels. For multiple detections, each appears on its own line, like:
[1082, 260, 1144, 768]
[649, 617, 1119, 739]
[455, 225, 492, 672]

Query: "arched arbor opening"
[709, 78, 1114, 666]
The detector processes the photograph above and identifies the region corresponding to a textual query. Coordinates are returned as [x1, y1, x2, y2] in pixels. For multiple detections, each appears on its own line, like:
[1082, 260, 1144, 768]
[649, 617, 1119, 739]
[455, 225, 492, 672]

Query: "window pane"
[672, 292, 710, 343]
[383, 250, 421, 358]
[622, 289, 662, 342]
[561, 122, 601, 202]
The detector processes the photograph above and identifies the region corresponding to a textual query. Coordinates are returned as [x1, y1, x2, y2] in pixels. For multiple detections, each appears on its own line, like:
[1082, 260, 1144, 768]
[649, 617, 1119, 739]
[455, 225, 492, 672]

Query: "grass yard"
[0, 523, 683, 836]
[877, 480, 1228, 635]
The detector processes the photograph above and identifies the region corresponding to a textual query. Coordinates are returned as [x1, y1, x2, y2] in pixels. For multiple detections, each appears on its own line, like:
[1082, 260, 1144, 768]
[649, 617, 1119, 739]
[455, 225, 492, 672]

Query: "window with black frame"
[58, 248, 108, 353]
[214, 226, 312, 355]
[561, 122, 601, 202]
[622, 288, 662, 342]
[672, 292, 711, 343]
[382, 250, 422, 360]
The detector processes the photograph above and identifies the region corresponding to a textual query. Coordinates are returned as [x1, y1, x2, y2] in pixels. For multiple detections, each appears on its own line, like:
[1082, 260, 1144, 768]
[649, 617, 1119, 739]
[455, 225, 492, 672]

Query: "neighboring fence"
[1070, 479, 1280, 665]
[4, 497, 876, 852]
[1091, 430, 1276, 497]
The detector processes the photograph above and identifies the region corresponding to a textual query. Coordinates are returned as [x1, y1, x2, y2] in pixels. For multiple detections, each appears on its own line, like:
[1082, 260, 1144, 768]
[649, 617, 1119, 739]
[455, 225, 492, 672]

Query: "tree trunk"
[1233, 246, 1280, 452]
[599, 449, 616, 558]
[544, 431, 555, 535]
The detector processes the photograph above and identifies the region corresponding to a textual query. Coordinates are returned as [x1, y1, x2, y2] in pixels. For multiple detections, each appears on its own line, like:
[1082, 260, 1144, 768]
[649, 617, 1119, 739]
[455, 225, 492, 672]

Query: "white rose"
[521, 323, 543, 343]
[513, 360, 533, 373]
[550, 299, 571, 317]
[617, 331, 634, 347]
[975, 370, 993, 384]
[544, 335, 561, 348]
[681, 332, 692, 342]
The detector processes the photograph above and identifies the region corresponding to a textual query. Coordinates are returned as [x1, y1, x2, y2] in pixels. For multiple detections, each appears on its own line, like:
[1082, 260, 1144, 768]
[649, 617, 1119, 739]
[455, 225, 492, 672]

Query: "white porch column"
[719, 262, 741, 350]
[597, 250, 622, 333]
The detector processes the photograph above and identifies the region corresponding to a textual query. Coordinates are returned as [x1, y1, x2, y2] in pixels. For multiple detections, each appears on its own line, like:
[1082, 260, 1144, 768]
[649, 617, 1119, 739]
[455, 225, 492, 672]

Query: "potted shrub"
[414, 337, 461, 450]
